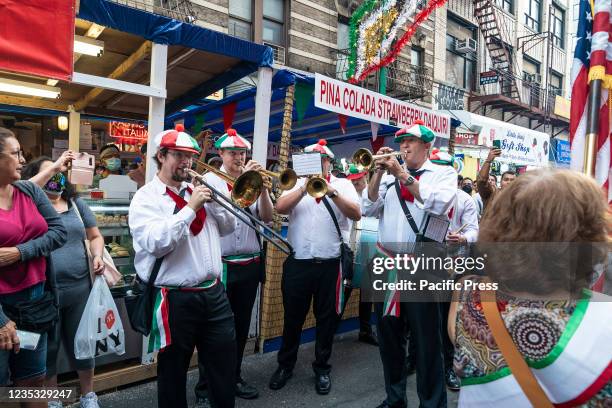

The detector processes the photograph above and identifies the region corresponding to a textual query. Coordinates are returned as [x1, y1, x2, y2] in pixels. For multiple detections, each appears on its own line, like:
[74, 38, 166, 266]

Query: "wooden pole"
[583, 79, 602, 177]
[272, 84, 295, 231]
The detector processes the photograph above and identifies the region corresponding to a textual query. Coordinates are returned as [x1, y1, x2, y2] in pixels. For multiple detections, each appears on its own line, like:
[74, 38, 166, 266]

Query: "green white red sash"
[221, 252, 261, 288]
[459, 290, 612, 407]
[148, 279, 218, 353]
[376, 243, 401, 317]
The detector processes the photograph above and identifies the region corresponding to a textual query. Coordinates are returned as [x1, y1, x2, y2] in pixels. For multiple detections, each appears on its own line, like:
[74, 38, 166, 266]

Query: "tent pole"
[145, 43, 168, 183]
[252, 66, 273, 165]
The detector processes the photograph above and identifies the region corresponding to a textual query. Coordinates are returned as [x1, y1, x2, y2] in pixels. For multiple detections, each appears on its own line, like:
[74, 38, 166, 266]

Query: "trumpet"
[352, 148, 404, 169]
[258, 168, 298, 190]
[193, 159, 263, 208]
[305, 176, 327, 199]
[187, 169, 294, 255]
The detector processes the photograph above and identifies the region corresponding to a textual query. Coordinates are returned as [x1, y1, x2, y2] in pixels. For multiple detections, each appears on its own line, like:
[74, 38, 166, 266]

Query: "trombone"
[352, 148, 404, 169]
[187, 168, 294, 256]
[193, 159, 263, 208]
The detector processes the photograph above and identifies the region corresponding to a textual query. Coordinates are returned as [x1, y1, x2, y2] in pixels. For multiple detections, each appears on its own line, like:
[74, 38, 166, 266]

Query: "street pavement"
[96, 331, 460, 407]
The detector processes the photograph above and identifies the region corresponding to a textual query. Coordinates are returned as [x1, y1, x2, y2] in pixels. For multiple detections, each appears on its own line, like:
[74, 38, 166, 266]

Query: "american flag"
[570, 0, 612, 203]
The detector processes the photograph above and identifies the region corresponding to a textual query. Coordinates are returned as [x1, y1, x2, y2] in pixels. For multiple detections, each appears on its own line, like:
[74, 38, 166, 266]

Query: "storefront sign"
[436, 84, 464, 110]
[551, 139, 570, 167]
[109, 122, 149, 144]
[314, 73, 451, 139]
[455, 133, 478, 146]
[479, 71, 499, 85]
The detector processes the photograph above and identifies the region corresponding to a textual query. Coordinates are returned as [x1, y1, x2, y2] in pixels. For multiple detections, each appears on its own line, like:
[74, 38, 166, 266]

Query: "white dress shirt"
[129, 175, 235, 286]
[204, 166, 261, 257]
[448, 189, 479, 243]
[362, 160, 457, 253]
[281, 175, 360, 260]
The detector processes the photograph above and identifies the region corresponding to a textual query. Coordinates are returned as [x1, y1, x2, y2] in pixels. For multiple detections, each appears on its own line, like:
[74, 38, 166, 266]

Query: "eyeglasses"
[167, 150, 195, 161]
[2, 150, 24, 160]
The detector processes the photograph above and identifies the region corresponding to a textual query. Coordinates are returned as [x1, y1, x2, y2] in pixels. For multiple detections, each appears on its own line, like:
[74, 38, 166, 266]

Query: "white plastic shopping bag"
[75, 275, 126, 359]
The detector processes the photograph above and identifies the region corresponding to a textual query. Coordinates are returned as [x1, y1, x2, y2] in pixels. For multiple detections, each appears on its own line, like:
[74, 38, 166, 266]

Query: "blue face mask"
[104, 157, 122, 172]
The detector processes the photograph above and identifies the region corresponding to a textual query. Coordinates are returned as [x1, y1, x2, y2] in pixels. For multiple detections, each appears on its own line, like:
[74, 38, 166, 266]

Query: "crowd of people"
[0, 121, 610, 408]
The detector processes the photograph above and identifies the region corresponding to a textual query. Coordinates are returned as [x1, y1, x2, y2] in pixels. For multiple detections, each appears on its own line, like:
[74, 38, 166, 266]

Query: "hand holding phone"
[69, 152, 95, 186]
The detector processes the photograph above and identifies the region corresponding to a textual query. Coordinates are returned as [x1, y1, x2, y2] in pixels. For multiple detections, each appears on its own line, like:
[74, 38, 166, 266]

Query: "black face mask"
[462, 185, 473, 195]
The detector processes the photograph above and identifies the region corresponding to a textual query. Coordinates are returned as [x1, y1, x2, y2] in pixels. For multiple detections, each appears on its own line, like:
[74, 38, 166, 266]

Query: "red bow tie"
[166, 187, 206, 236]
[315, 174, 332, 204]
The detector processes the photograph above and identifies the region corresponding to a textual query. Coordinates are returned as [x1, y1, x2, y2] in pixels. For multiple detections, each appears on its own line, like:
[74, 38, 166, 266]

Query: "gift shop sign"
[109, 122, 149, 141]
[314, 73, 450, 139]
[492, 128, 550, 167]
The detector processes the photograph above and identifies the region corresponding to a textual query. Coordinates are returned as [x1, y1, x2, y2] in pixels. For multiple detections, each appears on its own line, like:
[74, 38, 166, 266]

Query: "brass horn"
[259, 168, 298, 190]
[305, 176, 327, 199]
[193, 159, 263, 208]
[352, 148, 404, 169]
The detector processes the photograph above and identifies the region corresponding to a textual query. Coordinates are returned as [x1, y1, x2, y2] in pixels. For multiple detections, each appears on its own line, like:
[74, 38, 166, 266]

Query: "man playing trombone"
[363, 120, 456, 408]
[128, 125, 237, 408]
[270, 139, 361, 395]
[194, 128, 273, 403]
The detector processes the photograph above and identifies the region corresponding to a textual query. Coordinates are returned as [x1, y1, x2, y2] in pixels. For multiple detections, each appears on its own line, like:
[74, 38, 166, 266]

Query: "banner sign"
[455, 133, 478, 146]
[314, 73, 450, 139]
[551, 139, 570, 167]
[479, 70, 499, 85]
[109, 122, 148, 145]
[0, 0, 75, 80]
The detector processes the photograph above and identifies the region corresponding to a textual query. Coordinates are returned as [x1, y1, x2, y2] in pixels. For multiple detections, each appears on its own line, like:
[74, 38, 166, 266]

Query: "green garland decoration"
[347, 0, 380, 81]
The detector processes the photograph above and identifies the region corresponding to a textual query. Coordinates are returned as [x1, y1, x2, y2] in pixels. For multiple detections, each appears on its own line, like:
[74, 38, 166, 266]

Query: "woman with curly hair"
[448, 169, 611, 407]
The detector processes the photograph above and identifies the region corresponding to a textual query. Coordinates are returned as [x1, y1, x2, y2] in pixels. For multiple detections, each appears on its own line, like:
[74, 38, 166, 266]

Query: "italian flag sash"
[336, 263, 344, 315]
[221, 252, 261, 289]
[377, 243, 401, 318]
[148, 279, 218, 353]
[459, 291, 612, 407]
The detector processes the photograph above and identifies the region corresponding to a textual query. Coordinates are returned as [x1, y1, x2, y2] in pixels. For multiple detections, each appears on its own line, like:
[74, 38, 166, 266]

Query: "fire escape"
[110, 0, 198, 22]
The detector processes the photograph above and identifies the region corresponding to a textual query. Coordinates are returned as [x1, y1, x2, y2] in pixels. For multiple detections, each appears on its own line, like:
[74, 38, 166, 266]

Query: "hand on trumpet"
[244, 160, 272, 190]
[325, 182, 338, 198]
[374, 147, 403, 177]
[188, 185, 213, 211]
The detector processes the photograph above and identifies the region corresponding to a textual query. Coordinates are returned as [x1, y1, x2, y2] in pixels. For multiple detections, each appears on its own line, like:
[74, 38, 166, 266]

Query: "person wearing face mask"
[99, 144, 123, 176]
[23, 155, 106, 408]
[460, 177, 473, 196]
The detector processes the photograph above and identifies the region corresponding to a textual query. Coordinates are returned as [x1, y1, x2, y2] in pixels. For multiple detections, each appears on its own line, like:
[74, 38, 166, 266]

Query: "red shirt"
[0, 188, 48, 294]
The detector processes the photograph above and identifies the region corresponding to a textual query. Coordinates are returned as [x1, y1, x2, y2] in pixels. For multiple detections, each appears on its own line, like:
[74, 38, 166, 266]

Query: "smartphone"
[16, 330, 41, 351]
[69, 152, 95, 185]
[492, 139, 501, 149]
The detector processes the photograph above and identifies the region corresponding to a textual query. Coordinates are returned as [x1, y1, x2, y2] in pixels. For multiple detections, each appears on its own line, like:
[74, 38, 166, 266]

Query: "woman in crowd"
[0, 128, 67, 407]
[93, 144, 122, 188]
[23, 155, 106, 408]
[449, 169, 611, 407]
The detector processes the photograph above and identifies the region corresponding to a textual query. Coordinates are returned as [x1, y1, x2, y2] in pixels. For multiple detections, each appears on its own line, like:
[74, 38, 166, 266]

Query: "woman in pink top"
[0, 127, 66, 405]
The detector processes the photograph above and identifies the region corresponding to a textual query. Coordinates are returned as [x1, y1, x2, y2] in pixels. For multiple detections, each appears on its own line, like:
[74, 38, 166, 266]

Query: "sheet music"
[423, 214, 450, 243]
[292, 153, 323, 176]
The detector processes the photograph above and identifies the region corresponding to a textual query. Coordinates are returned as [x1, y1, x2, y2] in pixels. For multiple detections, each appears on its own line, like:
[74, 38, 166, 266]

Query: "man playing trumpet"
[363, 120, 456, 408]
[195, 128, 273, 404]
[270, 139, 361, 395]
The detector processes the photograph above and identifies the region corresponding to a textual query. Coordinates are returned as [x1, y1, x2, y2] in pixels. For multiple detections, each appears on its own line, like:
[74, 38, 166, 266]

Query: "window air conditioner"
[455, 38, 477, 53]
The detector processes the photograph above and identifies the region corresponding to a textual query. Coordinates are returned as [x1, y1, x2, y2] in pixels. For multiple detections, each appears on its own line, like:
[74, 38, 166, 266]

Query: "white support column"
[68, 110, 81, 151]
[145, 43, 168, 183]
[252, 66, 273, 164]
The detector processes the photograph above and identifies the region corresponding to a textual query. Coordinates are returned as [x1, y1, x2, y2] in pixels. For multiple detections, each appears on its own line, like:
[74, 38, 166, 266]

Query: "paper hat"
[214, 128, 251, 150]
[394, 120, 435, 144]
[346, 164, 367, 180]
[429, 148, 454, 166]
[157, 124, 201, 154]
[304, 139, 335, 159]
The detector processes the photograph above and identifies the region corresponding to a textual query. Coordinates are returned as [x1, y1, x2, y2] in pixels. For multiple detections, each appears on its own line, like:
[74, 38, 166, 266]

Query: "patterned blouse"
[453, 282, 612, 407]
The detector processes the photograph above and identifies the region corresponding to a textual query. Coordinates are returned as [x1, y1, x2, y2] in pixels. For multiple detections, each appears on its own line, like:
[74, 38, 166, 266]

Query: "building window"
[263, 0, 285, 46]
[549, 71, 563, 96]
[411, 47, 424, 67]
[228, 0, 252, 40]
[522, 57, 540, 82]
[524, 0, 541, 31]
[495, 0, 513, 14]
[551, 4, 565, 48]
[445, 34, 476, 91]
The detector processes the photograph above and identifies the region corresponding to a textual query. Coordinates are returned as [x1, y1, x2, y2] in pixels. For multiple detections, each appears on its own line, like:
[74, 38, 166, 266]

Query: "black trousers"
[438, 302, 454, 372]
[195, 261, 260, 399]
[156, 282, 236, 408]
[277, 257, 340, 375]
[375, 302, 447, 408]
[336, 285, 374, 334]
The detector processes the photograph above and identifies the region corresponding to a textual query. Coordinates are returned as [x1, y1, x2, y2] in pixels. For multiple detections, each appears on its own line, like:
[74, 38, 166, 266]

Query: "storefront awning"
[167, 69, 399, 146]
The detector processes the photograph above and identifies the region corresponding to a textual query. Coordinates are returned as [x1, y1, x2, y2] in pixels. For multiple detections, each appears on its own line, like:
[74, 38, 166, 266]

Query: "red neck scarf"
[399, 170, 425, 203]
[166, 186, 206, 236]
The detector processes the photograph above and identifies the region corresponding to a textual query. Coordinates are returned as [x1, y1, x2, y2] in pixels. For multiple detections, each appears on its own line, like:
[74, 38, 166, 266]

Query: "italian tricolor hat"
[429, 148, 454, 166]
[304, 139, 335, 159]
[157, 124, 201, 154]
[346, 164, 367, 180]
[214, 128, 251, 150]
[394, 119, 435, 144]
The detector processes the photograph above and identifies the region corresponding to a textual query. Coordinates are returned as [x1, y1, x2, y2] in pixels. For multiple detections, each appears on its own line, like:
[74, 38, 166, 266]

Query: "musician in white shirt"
[363, 120, 455, 408]
[129, 125, 236, 408]
[194, 129, 272, 402]
[269, 139, 360, 395]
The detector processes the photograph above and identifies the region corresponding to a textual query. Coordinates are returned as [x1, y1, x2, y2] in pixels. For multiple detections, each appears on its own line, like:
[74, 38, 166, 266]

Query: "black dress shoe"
[269, 367, 293, 390]
[406, 360, 416, 376]
[446, 368, 461, 391]
[236, 379, 259, 399]
[315, 373, 331, 395]
[358, 331, 379, 346]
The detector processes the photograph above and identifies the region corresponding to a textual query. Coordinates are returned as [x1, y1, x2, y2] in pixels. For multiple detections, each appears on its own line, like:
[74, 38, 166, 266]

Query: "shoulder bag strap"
[321, 196, 344, 243]
[145, 200, 182, 288]
[481, 285, 554, 408]
[393, 180, 420, 235]
[244, 206, 263, 252]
